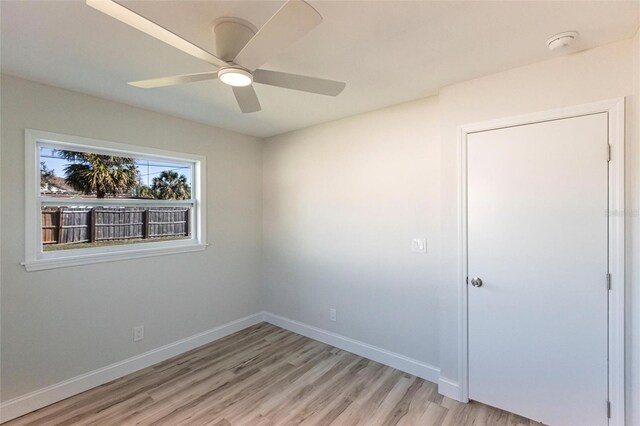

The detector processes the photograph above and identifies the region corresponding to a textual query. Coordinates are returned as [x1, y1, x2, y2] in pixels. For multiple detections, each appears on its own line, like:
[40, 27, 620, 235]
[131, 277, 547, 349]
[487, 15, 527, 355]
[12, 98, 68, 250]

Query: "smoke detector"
[546, 31, 579, 52]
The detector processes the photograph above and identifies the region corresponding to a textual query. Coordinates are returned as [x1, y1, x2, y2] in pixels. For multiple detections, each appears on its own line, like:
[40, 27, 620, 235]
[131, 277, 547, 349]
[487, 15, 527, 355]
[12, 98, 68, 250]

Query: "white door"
[467, 113, 609, 426]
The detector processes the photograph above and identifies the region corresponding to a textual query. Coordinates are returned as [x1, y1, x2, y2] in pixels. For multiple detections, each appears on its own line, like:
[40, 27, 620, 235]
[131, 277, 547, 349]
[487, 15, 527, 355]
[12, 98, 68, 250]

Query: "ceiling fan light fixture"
[218, 67, 253, 87]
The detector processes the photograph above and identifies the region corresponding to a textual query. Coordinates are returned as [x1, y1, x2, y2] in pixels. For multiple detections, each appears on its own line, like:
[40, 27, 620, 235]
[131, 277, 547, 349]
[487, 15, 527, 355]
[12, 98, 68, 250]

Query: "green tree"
[132, 184, 155, 199]
[151, 170, 191, 200]
[40, 161, 55, 186]
[59, 151, 138, 198]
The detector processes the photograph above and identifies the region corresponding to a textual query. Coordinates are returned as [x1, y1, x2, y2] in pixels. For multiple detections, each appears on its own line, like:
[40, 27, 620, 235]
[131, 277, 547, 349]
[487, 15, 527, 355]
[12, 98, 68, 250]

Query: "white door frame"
[457, 98, 625, 425]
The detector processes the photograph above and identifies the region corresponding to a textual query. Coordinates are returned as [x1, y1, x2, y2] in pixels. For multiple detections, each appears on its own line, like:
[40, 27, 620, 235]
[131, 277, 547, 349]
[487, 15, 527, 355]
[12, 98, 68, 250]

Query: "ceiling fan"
[86, 0, 345, 113]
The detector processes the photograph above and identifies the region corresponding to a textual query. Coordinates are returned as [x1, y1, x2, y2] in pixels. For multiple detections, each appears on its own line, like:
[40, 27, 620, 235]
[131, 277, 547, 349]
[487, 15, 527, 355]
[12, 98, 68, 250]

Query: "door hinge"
[607, 273, 611, 291]
[607, 400, 611, 418]
[466, 276, 469, 285]
[607, 144, 612, 162]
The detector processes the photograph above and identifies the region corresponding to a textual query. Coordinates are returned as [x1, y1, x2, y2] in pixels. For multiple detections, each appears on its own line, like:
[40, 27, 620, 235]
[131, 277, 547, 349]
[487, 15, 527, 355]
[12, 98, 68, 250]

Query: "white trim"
[22, 242, 207, 271]
[0, 312, 264, 423]
[262, 312, 440, 384]
[24, 129, 207, 271]
[40, 197, 194, 207]
[438, 377, 460, 400]
[458, 120, 470, 404]
[27, 129, 207, 163]
[607, 99, 626, 425]
[457, 98, 625, 424]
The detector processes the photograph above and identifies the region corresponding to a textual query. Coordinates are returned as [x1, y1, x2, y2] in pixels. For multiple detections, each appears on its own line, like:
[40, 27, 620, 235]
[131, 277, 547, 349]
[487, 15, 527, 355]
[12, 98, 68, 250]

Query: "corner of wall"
[627, 24, 640, 426]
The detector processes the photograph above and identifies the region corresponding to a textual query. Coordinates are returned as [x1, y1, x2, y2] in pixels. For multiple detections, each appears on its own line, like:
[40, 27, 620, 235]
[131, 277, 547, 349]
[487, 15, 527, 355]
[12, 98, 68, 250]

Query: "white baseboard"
[438, 376, 461, 401]
[2, 311, 460, 423]
[262, 311, 440, 384]
[0, 312, 264, 423]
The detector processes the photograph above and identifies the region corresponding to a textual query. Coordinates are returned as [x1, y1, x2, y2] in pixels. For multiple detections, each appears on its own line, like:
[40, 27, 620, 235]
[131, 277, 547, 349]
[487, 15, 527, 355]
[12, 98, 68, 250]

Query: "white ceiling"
[2, 1, 638, 138]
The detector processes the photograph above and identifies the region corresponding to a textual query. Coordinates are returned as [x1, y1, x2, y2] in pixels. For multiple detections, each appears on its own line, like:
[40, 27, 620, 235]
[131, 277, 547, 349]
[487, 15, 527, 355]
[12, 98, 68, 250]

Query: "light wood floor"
[5, 323, 541, 426]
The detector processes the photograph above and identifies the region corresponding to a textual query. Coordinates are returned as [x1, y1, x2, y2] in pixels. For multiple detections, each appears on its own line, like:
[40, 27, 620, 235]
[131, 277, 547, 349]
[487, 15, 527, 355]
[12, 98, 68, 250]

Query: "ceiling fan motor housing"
[212, 18, 257, 62]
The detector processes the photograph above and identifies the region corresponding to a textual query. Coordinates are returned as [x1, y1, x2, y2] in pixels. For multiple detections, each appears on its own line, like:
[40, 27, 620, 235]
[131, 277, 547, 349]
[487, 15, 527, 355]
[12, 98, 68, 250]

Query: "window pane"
[39, 146, 193, 200]
[26, 131, 205, 270]
[41, 205, 192, 251]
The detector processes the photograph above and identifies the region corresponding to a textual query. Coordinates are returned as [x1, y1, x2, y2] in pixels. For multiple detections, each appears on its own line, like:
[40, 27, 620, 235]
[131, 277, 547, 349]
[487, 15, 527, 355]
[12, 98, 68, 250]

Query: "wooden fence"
[42, 207, 190, 245]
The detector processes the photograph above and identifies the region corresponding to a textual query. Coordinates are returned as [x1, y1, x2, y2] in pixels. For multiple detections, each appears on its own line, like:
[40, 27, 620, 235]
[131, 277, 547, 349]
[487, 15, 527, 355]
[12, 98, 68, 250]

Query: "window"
[23, 130, 206, 271]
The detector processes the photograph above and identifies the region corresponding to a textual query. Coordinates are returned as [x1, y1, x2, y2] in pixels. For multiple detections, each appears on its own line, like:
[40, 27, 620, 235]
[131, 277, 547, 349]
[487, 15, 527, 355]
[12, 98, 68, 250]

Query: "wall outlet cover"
[133, 325, 144, 342]
[411, 238, 427, 253]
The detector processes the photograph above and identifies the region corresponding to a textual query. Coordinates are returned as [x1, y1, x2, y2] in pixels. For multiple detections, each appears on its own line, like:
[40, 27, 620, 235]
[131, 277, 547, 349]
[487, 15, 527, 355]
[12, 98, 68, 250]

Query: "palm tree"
[132, 184, 155, 199]
[151, 170, 191, 200]
[59, 151, 138, 198]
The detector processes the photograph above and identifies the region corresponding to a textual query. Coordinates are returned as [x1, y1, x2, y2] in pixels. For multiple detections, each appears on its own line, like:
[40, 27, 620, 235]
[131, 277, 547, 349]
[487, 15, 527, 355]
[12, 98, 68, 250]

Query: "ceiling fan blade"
[253, 69, 345, 96]
[129, 72, 218, 88]
[233, 0, 322, 70]
[86, 0, 228, 68]
[232, 86, 261, 113]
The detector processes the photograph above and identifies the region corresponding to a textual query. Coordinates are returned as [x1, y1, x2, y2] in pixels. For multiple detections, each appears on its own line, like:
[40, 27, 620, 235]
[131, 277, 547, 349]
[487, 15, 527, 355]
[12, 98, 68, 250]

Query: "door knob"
[470, 277, 483, 287]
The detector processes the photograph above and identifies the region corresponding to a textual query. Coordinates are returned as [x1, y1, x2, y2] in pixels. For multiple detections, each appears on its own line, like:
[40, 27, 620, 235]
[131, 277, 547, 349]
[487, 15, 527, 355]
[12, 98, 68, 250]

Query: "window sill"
[22, 243, 207, 271]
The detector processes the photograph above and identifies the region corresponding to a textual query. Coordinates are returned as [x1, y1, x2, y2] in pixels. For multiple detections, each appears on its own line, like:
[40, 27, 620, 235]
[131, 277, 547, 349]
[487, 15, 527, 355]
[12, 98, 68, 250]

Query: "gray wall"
[263, 97, 441, 366]
[0, 75, 264, 400]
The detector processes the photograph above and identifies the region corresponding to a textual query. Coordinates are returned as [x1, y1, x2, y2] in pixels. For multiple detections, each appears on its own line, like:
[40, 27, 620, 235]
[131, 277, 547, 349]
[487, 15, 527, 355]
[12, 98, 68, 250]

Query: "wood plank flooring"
[4, 323, 542, 426]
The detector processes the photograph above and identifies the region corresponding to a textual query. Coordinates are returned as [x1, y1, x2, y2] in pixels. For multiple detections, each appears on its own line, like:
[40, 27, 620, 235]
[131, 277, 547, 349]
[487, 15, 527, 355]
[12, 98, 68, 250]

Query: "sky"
[40, 147, 192, 187]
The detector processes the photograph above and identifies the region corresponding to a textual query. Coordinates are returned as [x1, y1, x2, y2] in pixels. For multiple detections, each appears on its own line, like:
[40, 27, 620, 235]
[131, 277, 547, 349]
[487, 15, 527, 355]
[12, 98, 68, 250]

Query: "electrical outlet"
[329, 308, 337, 322]
[411, 238, 427, 253]
[133, 325, 144, 342]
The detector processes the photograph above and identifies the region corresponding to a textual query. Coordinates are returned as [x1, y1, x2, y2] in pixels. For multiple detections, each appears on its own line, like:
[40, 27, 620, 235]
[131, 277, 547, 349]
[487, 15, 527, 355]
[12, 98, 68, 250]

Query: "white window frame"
[23, 129, 207, 271]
